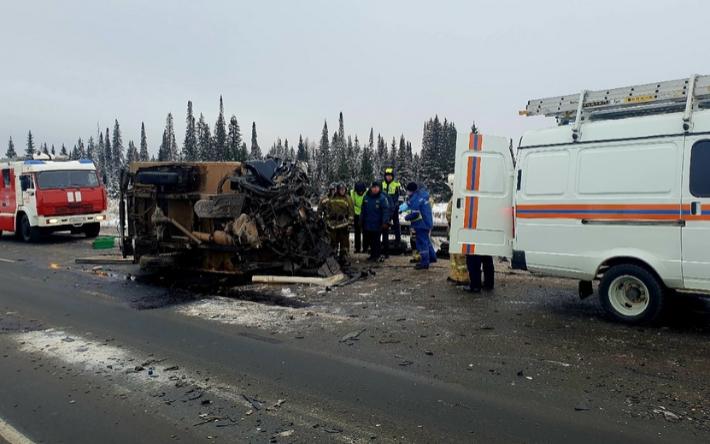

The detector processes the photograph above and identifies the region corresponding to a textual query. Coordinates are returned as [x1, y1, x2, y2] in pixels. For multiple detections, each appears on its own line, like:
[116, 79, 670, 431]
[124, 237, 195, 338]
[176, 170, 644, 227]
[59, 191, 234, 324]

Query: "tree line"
[4, 96, 459, 200]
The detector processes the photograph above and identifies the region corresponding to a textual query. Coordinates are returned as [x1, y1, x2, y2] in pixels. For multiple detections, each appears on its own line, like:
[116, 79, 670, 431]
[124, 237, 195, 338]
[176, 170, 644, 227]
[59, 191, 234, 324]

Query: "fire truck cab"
[0, 158, 108, 242]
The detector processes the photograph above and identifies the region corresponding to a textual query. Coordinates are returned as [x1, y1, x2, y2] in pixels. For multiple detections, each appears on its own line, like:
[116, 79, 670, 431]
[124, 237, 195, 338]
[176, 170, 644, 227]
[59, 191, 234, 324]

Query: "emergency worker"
[403, 182, 436, 269]
[360, 181, 391, 262]
[323, 182, 353, 263]
[381, 167, 402, 255]
[350, 181, 367, 253]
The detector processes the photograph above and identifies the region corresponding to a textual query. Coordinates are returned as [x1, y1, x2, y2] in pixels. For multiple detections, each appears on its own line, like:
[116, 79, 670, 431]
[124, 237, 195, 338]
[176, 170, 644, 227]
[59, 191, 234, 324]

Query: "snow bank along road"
[0, 235, 707, 443]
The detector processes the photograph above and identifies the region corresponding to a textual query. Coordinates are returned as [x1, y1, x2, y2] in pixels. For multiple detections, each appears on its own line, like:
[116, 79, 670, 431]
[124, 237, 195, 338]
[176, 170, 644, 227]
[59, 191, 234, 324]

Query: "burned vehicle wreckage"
[119, 160, 340, 277]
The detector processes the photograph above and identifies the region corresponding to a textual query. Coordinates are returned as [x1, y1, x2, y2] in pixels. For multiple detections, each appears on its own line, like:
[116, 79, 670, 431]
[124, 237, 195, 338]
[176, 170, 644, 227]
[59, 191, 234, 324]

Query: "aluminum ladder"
[522, 74, 710, 139]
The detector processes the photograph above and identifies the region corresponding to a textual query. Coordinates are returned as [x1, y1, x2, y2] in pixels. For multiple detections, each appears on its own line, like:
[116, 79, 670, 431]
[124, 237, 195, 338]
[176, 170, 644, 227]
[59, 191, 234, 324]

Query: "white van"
[450, 75, 710, 324]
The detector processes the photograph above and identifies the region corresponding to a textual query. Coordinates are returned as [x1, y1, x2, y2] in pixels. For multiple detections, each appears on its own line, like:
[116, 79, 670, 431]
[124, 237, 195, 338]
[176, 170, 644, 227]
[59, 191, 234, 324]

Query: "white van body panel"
[450, 134, 514, 258]
[452, 108, 710, 293]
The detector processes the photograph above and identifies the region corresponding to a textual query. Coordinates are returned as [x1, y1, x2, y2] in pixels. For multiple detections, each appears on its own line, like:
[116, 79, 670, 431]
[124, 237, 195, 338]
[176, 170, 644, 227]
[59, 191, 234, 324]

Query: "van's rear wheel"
[84, 223, 101, 238]
[599, 264, 664, 324]
[20, 214, 42, 243]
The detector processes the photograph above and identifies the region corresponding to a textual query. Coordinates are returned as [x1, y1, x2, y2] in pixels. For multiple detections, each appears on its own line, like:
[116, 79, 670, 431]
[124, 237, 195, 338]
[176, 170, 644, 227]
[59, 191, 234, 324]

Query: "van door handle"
[516, 170, 522, 191]
[691, 201, 702, 215]
[456, 198, 462, 209]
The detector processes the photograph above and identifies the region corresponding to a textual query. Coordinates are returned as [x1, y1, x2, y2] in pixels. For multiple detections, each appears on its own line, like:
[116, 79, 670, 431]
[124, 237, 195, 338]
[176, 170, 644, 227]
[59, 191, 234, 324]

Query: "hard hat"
[384, 167, 394, 175]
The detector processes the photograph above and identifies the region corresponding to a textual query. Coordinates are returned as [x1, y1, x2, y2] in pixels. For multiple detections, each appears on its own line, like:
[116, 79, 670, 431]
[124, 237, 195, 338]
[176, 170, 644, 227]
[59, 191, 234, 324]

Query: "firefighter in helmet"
[323, 182, 354, 263]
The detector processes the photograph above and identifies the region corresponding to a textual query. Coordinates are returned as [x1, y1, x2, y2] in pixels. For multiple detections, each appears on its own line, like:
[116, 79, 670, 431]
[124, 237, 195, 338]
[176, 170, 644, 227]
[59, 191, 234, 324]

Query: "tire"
[84, 222, 101, 238]
[599, 264, 665, 324]
[20, 214, 42, 243]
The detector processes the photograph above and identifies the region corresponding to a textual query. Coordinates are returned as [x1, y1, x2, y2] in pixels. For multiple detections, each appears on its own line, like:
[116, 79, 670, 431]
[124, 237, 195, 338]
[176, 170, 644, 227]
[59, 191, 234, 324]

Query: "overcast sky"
[1, 0, 708, 156]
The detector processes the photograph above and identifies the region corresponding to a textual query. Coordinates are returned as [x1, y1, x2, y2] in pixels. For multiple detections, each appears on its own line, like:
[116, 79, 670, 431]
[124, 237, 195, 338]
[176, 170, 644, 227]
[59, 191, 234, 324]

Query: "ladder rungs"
[525, 74, 710, 121]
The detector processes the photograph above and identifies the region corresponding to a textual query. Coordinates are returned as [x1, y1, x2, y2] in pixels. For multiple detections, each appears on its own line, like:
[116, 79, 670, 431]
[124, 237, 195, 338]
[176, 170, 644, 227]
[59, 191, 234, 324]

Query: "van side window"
[2, 169, 10, 188]
[690, 140, 710, 197]
[20, 175, 34, 191]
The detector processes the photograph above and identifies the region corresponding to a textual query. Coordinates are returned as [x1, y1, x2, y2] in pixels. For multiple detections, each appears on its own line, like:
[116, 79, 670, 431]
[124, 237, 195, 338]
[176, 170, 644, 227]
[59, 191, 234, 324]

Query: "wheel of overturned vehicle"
[599, 264, 664, 324]
[20, 214, 42, 243]
[84, 222, 101, 238]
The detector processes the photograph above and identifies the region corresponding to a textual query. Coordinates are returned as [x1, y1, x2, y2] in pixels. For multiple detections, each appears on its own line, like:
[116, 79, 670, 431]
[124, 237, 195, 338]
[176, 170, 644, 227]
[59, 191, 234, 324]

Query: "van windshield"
[36, 170, 99, 189]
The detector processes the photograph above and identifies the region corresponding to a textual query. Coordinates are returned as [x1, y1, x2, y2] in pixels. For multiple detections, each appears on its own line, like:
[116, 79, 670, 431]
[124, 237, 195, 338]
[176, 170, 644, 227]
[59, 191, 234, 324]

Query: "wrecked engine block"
[119, 160, 339, 276]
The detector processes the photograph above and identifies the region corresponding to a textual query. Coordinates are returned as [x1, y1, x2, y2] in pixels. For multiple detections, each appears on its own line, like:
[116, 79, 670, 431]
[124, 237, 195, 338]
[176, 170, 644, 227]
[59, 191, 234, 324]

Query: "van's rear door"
[450, 133, 514, 257]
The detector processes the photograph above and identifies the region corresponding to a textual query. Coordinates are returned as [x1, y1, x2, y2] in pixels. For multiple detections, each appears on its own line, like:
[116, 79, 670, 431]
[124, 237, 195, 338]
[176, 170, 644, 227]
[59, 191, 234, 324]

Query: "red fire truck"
[0, 158, 108, 242]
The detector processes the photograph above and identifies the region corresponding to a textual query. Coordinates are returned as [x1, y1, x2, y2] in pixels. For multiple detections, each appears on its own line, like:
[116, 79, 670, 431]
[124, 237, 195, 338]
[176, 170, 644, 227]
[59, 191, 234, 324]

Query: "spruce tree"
[126, 140, 139, 164]
[6, 137, 17, 158]
[360, 142, 374, 184]
[139, 122, 149, 161]
[296, 134, 308, 162]
[76, 138, 86, 159]
[375, 134, 386, 179]
[112, 119, 124, 172]
[239, 142, 248, 162]
[197, 114, 212, 161]
[317, 121, 330, 184]
[86, 137, 95, 161]
[249, 122, 262, 160]
[26, 131, 35, 157]
[227, 115, 243, 161]
[213, 96, 228, 161]
[337, 135, 352, 181]
[61, 144, 68, 157]
[42, 143, 49, 155]
[159, 113, 178, 161]
[389, 137, 397, 170]
[97, 132, 106, 180]
[183, 101, 198, 161]
[331, 132, 339, 181]
[104, 127, 113, 177]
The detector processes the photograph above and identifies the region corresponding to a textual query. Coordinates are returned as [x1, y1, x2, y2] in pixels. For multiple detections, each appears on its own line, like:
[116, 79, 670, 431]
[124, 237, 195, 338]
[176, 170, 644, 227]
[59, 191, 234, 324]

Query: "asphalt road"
[0, 233, 707, 443]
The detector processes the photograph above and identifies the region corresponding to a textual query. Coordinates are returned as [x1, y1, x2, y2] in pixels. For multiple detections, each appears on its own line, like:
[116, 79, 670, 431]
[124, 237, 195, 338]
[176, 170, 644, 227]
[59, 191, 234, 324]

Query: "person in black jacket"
[360, 181, 391, 262]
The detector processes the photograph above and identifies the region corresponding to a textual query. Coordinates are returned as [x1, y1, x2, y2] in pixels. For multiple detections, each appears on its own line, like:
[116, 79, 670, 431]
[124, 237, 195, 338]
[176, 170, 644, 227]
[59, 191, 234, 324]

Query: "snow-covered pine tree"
[25, 131, 35, 157]
[339, 135, 353, 182]
[158, 113, 178, 161]
[139, 122, 149, 161]
[227, 115, 242, 161]
[296, 135, 308, 162]
[183, 101, 198, 161]
[112, 120, 125, 179]
[249, 122, 262, 160]
[126, 140, 139, 164]
[359, 139, 374, 184]
[213, 96, 228, 161]
[50, 145, 56, 156]
[375, 134, 386, 179]
[353, 136, 362, 183]
[77, 138, 86, 159]
[97, 132, 106, 182]
[196, 114, 212, 161]
[317, 121, 330, 184]
[104, 127, 113, 182]
[42, 143, 49, 155]
[5, 137, 17, 158]
[389, 137, 397, 170]
[86, 137, 96, 161]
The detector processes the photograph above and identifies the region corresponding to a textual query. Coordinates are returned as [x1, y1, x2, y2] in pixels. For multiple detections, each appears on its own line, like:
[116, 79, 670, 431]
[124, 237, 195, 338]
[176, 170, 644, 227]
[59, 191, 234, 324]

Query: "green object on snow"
[92, 236, 115, 250]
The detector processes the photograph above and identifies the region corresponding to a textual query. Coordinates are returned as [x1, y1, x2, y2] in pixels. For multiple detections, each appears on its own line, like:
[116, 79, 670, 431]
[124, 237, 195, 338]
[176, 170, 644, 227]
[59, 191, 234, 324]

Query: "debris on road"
[339, 328, 366, 343]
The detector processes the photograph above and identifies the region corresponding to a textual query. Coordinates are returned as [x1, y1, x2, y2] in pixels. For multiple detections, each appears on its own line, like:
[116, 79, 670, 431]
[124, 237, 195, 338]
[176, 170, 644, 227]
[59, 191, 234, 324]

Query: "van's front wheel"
[599, 264, 664, 324]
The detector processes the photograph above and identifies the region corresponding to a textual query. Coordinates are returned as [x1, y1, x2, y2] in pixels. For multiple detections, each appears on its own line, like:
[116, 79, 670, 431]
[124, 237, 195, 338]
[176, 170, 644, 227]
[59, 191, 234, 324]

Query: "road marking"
[0, 258, 16, 263]
[0, 417, 34, 444]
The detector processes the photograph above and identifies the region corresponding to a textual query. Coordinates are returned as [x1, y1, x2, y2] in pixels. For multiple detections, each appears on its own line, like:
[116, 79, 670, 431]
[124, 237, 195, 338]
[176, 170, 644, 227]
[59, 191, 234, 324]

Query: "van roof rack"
[522, 74, 710, 134]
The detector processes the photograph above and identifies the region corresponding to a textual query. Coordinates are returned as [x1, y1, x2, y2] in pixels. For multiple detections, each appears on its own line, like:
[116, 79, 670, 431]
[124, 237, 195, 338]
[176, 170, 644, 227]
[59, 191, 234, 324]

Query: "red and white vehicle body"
[0, 159, 107, 241]
[451, 75, 710, 324]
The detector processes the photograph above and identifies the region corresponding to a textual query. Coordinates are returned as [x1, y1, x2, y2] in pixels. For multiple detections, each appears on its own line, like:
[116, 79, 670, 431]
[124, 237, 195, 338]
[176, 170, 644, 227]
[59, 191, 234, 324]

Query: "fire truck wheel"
[20, 214, 42, 243]
[599, 264, 665, 325]
[84, 223, 101, 238]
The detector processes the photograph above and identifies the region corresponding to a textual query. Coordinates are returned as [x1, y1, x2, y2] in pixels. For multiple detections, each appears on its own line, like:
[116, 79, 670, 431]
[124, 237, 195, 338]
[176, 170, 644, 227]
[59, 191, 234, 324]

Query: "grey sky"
[1, 0, 708, 156]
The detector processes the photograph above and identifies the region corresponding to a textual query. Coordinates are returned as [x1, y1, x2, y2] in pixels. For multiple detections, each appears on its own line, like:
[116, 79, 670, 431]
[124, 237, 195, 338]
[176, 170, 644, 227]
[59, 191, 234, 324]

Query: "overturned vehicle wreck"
[119, 160, 339, 276]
